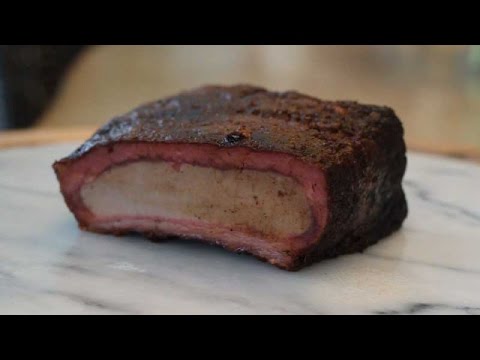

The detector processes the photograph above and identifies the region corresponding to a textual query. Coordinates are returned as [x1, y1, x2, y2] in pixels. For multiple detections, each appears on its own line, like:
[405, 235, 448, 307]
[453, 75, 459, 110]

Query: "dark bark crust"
[54, 85, 408, 270]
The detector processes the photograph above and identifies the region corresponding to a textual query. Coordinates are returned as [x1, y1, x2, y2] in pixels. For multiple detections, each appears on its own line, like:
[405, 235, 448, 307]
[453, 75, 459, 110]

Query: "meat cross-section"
[53, 85, 407, 270]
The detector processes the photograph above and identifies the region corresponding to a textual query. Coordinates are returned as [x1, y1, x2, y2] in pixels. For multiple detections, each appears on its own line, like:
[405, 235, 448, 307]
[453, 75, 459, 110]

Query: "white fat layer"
[81, 161, 312, 237]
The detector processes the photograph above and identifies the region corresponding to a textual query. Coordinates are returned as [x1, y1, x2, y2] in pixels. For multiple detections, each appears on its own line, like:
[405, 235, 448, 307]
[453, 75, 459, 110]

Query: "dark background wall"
[0, 45, 86, 129]
[0, 53, 7, 129]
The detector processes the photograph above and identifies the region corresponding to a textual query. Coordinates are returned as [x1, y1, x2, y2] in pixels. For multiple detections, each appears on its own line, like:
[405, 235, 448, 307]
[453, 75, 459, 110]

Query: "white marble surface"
[0, 143, 479, 314]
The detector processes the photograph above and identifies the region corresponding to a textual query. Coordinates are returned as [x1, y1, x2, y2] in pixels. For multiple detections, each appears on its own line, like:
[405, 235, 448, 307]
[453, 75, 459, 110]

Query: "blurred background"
[0, 45, 479, 159]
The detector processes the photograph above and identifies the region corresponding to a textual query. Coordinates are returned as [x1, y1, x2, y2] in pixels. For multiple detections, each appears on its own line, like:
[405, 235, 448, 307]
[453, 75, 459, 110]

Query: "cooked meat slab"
[53, 85, 407, 270]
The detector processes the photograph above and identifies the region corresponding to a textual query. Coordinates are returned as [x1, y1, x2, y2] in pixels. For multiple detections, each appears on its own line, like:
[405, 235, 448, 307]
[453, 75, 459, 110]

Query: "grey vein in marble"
[375, 303, 480, 315]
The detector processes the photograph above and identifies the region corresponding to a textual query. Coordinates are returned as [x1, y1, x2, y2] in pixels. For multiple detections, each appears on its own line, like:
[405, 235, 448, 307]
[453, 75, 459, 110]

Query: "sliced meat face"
[54, 142, 329, 269]
[81, 160, 312, 238]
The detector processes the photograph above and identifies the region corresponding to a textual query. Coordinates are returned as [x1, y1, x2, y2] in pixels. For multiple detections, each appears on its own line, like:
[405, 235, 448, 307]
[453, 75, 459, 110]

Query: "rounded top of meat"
[62, 84, 405, 169]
